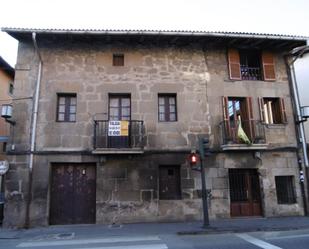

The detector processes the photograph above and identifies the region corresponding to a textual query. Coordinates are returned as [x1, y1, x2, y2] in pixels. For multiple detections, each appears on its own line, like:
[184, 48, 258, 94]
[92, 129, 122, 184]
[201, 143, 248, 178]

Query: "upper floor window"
[57, 94, 77, 122]
[109, 94, 131, 121]
[8, 82, 14, 95]
[228, 48, 276, 81]
[240, 50, 262, 80]
[259, 97, 287, 124]
[223, 97, 254, 141]
[158, 94, 177, 122]
[113, 54, 124, 66]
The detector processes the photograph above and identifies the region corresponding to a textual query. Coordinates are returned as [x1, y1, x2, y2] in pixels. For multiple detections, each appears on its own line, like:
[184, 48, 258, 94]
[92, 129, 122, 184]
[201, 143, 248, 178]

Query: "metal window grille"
[275, 176, 296, 204]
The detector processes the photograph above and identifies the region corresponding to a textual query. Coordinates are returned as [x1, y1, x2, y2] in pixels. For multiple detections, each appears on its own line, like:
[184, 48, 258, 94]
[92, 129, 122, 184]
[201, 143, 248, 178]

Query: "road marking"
[267, 233, 309, 240]
[236, 233, 282, 249]
[77, 244, 168, 249]
[17, 236, 161, 247]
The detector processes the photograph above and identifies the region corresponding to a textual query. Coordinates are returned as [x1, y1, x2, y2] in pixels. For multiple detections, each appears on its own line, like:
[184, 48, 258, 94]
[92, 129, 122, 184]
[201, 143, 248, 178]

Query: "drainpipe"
[285, 42, 309, 216]
[25, 32, 43, 228]
[289, 60, 309, 166]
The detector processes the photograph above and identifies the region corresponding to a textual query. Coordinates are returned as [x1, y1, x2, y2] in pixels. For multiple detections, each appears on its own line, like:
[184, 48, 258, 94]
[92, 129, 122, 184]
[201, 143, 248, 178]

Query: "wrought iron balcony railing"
[94, 120, 144, 150]
[220, 120, 266, 145]
[241, 66, 262, 80]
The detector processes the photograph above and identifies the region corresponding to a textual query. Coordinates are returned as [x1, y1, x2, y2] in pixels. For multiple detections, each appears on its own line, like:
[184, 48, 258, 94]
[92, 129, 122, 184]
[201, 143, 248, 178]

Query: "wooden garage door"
[50, 163, 96, 225]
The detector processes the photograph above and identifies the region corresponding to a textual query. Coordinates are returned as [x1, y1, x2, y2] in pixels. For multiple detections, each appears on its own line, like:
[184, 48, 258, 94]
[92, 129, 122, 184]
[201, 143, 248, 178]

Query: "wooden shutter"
[279, 98, 287, 123]
[228, 48, 241, 80]
[245, 97, 255, 140]
[262, 51, 276, 81]
[222, 97, 231, 139]
[258, 97, 265, 123]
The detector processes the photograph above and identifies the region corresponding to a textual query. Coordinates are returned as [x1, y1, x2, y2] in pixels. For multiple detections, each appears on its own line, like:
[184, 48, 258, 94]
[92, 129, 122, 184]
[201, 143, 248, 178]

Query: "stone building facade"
[1, 28, 308, 228]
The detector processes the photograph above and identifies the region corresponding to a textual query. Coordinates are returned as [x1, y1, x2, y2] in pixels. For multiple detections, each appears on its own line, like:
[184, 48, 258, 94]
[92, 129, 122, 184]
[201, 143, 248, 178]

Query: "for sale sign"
[108, 121, 129, 136]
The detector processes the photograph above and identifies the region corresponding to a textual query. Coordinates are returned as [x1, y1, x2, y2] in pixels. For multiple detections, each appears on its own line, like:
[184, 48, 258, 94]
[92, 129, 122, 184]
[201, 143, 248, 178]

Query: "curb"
[177, 226, 309, 235]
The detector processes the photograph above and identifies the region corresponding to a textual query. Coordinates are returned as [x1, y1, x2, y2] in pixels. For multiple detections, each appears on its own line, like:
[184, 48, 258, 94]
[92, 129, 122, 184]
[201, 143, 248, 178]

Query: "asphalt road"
[1, 227, 309, 249]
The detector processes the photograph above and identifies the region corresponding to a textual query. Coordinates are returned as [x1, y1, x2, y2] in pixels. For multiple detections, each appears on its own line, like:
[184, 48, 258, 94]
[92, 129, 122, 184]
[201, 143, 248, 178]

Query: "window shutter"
[279, 98, 287, 123]
[223, 96, 229, 121]
[246, 97, 255, 140]
[258, 97, 265, 123]
[262, 51, 276, 81]
[228, 48, 241, 80]
[222, 97, 231, 139]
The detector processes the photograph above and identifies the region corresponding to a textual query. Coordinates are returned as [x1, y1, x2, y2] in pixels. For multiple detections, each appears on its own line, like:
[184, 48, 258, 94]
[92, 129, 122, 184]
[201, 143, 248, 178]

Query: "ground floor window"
[275, 176, 296, 204]
[159, 165, 181, 200]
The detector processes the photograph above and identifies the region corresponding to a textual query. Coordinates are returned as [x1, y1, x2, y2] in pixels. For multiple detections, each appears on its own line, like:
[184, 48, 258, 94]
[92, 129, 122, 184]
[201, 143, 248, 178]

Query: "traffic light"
[189, 152, 199, 167]
[198, 137, 211, 160]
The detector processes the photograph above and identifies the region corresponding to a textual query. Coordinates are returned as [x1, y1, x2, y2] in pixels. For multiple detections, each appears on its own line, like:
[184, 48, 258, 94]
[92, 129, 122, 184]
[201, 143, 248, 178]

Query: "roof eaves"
[2, 27, 308, 42]
[0, 56, 14, 78]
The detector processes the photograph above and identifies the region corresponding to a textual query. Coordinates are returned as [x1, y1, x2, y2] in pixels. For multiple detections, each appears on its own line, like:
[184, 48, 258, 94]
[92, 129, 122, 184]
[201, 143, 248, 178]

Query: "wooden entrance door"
[229, 169, 262, 217]
[50, 163, 96, 225]
[159, 166, 181, 200]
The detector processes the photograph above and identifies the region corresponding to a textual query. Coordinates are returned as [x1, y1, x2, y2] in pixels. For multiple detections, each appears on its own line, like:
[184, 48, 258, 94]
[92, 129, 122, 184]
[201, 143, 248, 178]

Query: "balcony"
[241, 66, 262, 81]
[93, 120, 145, 154]
[219, 120, 267, 151]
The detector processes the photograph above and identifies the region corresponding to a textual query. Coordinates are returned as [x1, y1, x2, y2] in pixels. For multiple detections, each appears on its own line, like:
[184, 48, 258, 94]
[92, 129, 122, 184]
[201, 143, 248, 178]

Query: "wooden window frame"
[275, 176, 296, 204]
[113, 53, 124, 66]
[56, 93, 77, 122]
[108, 94, 131, 121]
[223, 96, 254, 142]
[259, 97, 287, 124]
[158, 94, 177, 122]
[228, 49, 276, 82]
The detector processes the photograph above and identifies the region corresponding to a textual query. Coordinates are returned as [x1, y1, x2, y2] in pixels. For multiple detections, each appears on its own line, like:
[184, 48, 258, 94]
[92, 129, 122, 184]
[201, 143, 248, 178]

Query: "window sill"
[265, 124, 287, 129]
[277, 203, 297, 205]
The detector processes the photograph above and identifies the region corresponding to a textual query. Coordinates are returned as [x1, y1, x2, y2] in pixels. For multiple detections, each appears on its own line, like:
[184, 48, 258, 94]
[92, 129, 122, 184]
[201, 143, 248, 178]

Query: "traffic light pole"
[200, 156, 210, 227]
[198, 138, 210, 228]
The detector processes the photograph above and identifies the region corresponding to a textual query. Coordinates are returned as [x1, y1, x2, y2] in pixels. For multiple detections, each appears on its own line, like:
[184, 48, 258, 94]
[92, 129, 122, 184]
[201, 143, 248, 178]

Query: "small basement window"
[113, 54, 124, 66]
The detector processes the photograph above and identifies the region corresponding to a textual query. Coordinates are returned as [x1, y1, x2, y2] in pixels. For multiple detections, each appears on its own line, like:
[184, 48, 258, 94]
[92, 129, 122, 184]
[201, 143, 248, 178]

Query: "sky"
[0, 0, 308, 67]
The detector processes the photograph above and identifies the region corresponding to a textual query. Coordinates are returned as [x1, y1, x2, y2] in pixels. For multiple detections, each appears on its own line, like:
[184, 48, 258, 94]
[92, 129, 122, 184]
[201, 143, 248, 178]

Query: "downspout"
[289, 57, 309, 166]
[25, 32, 43, 228]
[285, 51, 309, 216]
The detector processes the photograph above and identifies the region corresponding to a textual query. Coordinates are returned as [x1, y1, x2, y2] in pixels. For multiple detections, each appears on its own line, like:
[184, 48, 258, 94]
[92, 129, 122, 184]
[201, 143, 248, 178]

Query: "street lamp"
[1, 104, 15, 125]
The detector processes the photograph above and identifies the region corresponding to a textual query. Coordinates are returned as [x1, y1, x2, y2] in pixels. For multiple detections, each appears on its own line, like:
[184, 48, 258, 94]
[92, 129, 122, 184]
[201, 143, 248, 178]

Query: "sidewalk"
[1, 216, 309, 239]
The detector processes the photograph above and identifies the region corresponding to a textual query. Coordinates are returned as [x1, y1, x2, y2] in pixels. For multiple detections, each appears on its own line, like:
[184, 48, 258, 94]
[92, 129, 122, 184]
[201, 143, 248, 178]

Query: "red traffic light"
[189, 152, 198, 165]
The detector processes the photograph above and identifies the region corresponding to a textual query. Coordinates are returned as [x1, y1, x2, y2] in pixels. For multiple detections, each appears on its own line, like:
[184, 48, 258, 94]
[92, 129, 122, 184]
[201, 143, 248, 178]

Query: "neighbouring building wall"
[0, 60, 14, 224]
[295, 55, 309, 144]
[0, 69, 12, 159]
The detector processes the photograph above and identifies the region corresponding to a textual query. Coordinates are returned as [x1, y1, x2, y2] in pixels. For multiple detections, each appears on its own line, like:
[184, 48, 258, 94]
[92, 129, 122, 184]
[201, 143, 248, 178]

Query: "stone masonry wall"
[34, 41, 210, 151]
[3, 38, 304, 227]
